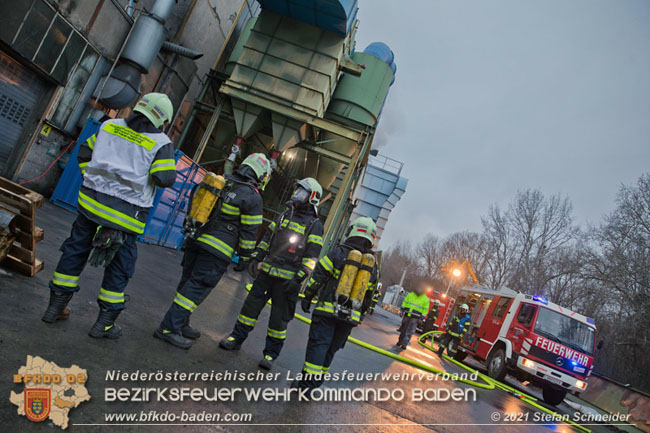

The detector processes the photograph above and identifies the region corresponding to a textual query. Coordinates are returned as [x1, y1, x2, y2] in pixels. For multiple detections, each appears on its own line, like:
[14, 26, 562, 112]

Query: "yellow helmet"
[134, 93, 173, 129]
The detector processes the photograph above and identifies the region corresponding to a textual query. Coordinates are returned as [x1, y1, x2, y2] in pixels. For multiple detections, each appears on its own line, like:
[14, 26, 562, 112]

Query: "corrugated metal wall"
[0, 52, 49, 176]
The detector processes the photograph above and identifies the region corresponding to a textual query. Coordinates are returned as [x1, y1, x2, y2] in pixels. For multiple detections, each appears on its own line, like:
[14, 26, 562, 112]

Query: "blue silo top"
[256, 0, 358, 35]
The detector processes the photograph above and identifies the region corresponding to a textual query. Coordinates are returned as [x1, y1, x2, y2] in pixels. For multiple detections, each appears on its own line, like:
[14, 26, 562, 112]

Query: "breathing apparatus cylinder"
[184, 172, 226, 238]
[335, 249, 363, 304]
[350, 253, 376, 309]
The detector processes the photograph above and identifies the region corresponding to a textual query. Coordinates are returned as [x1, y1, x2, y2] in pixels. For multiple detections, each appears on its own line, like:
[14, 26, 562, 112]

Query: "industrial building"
[0, 0, 406, 253]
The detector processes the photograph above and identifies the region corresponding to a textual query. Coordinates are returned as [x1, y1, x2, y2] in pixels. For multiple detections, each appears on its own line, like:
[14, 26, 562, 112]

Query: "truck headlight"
[575, 380, 586, 390]
[522, 358, 535, 369]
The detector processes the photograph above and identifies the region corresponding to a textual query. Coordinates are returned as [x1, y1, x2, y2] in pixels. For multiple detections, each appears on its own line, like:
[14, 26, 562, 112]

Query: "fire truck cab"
[450, 286, 597, 405]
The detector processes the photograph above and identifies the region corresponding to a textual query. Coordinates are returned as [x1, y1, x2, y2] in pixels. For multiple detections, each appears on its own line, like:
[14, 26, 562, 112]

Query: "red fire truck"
[417, 290, 455, 334]
[446, 286, 599, 405]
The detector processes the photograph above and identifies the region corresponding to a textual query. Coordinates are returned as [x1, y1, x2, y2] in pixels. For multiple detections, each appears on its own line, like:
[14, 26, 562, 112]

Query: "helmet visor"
[291, 187, 309, 204]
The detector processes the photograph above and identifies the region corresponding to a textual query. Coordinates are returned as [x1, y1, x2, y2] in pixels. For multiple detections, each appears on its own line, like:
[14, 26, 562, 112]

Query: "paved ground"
[0, 203, 628, 432]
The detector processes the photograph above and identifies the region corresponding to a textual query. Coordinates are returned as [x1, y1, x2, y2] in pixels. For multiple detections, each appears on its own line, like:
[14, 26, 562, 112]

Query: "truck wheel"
[487, 348, 507, 381]
[542, 387, 567, 406]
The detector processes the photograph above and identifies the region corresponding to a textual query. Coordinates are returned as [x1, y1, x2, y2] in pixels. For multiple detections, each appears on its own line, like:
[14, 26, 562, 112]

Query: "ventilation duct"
[97, 0, 175, 109]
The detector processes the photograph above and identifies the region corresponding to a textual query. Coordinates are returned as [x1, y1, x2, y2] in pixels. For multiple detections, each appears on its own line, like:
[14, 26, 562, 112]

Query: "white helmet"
[294, 177, 323, 206]
[133, 93, 173, 129]
[460, 303, 469, 313]
[346, 216, 377, 245]
[241, 153, 272, 190]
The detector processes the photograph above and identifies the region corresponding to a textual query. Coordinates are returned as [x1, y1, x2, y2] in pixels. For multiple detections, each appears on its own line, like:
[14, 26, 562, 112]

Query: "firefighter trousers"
[398, 314, 420, 346]
[438, 332, 461, 355]
[422, 314, 438, 335]
[160, 241, 229, 333]
[296, 314, 354, 390]
[230, 272, 297, 359]
[49, 213, 137, 311]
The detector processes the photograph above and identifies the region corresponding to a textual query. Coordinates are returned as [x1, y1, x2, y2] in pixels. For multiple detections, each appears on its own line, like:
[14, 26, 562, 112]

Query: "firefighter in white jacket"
[42, 93, 177, 339]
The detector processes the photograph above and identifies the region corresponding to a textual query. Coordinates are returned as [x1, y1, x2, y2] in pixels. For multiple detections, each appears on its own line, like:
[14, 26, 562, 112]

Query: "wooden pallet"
[0, 177, 44, 276]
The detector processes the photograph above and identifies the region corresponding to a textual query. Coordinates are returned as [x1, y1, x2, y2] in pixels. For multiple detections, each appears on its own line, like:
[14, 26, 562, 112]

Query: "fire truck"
[417, 290, 455, 334]
[445, 285, 599, 405]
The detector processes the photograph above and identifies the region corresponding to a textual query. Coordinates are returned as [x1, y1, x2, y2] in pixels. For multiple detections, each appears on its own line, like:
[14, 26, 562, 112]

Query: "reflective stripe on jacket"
[401, 292, 430, 317]
[83, 119, 172, 208]
[195, 173, 263, 261]
[76, 116, 175, 234]
[304, 242, 378, 327]
[253, 207, 323, 281]
[447, 314, 471, 338]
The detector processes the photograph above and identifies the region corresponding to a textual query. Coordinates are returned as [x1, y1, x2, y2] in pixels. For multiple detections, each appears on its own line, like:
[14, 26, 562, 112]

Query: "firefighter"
[396, 287, 430, 349]
[153, 153, 270, 349]
[291, 217, 379, 392]
[42, 93, 177, 339]
[422, 299, 441, 337]
[219, 178, 324, 370]
[368, 282, 382, 314]
[437, 303, 471, 356]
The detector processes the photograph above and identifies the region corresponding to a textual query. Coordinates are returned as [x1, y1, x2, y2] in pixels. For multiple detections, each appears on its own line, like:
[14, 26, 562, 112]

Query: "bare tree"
[482, 189, 581, 294]
[584, 174, 650, 390]
[417, 234, 442, 281]
[378, 177, 650, 391]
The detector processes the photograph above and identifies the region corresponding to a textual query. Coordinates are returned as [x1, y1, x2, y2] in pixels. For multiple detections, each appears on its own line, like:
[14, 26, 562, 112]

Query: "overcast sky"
[354, 0, 650, 248]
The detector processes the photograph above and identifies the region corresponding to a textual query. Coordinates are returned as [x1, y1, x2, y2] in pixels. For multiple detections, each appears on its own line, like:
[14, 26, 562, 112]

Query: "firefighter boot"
[88, 308, 122, 339]
[181, 318, 201, 340]
[258, 355, 274, 370]
[153, 327, 193, 349]
[219, 335, 242, 350]
[42, 290, 73, 323]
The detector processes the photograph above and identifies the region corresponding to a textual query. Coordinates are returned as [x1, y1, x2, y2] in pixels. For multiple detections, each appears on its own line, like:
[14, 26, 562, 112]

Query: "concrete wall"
[581, 375, 650, 433]
[176, 0, 244, 99]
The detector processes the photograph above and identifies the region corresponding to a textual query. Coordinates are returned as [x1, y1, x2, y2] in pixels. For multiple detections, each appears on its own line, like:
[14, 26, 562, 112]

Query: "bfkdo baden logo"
[10, 356, 91, 430]
[25, 389, 51, 422]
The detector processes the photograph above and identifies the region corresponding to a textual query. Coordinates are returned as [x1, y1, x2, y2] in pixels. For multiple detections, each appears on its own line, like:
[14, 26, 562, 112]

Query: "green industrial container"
[327, 52, 394, 126]
[226, 10, 350, 118]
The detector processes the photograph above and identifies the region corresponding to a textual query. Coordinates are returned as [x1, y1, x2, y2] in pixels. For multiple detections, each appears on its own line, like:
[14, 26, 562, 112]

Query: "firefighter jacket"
[401, 292, 430, 318]
[427, 307, 439, 322]
[194, 170, 263, 262]
[447, 313, 471, 338]
[252, 206, 323, 281]
[303, 240, 378, 326]
[77, 114, 176, 235]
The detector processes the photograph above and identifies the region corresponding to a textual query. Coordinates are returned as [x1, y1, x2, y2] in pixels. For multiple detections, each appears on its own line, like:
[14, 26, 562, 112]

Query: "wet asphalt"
[0, 202, 624, 433]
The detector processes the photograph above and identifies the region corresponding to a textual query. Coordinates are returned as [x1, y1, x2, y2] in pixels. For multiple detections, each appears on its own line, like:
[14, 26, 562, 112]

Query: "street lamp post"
[443, 261, 478, 296]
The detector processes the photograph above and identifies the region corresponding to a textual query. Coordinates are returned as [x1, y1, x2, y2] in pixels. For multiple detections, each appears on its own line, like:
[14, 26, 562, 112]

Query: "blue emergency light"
[533, 295, 548, 305]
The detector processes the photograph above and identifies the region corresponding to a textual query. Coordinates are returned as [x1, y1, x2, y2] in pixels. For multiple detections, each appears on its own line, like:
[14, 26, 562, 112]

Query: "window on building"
[0, 0, 102, 129]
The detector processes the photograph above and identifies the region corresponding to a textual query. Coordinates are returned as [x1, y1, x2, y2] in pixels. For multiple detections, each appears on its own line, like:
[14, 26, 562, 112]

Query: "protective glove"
[88, 227, 125, 268]
[233, 257, 249, 272]
[247, 258, 260, 278]
[284, 277, 302, 296]
[301, 294, 314, 313]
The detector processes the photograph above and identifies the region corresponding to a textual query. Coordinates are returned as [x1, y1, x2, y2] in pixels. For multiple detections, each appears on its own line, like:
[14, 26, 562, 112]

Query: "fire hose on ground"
[244, 284, 591, 432]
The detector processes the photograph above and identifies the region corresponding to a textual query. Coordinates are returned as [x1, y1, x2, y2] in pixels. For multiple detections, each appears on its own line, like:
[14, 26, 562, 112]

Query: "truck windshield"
[534, 307, 595, 356]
